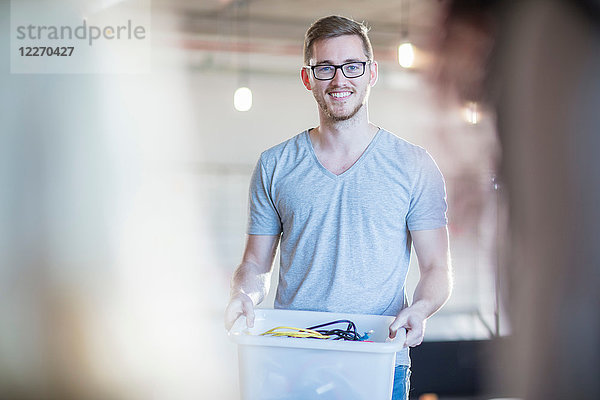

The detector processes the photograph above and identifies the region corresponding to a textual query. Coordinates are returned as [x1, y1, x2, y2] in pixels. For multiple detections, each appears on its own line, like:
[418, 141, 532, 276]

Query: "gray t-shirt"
[247, 128, 447, 365]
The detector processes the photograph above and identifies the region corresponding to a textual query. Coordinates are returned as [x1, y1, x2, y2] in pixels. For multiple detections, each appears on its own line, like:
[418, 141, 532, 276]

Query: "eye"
[345, 63, 360, 72]
[316, 65, 334, 73]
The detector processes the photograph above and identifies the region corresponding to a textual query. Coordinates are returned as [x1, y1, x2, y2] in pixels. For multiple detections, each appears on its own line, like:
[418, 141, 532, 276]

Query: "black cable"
[307, 320, 363, 341]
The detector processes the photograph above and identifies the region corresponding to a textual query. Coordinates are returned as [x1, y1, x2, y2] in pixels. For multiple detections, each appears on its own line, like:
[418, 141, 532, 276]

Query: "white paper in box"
[228, 308, 406, 400]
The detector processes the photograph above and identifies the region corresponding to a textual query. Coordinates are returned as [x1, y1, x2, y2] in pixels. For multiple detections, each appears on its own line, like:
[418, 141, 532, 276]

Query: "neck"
[312, 106, 377, 154]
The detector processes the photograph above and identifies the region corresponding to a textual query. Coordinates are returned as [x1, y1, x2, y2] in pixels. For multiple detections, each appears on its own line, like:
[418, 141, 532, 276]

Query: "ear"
[301, 67, 312, 90]
[369, 60, 378, 87]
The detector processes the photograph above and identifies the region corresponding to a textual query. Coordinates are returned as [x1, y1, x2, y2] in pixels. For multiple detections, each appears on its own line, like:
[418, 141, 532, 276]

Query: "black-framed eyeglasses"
[305, 61, 372, 81]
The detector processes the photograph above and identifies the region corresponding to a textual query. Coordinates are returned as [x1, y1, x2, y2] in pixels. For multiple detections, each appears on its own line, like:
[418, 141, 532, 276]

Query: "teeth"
[330, 92, 351, 98]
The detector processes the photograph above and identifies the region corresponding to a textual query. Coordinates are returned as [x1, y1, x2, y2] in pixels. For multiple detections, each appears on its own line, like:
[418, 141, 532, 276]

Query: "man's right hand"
[225, 234, 280, 331]
[224, 292, 256, 331]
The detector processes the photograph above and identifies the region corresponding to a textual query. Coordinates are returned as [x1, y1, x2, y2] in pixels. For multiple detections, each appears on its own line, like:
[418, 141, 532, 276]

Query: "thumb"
[241, 297, 255, 328]
[224, 299, 243, 331]
[389, 314, 407, 339]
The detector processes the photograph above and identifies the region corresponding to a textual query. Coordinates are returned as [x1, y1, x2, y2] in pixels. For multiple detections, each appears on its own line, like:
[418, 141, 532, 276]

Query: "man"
[225, 15, 452, 400]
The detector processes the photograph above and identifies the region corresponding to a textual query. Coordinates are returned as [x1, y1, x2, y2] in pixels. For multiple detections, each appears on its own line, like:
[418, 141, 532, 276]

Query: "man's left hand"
[389, 306, 427, 348]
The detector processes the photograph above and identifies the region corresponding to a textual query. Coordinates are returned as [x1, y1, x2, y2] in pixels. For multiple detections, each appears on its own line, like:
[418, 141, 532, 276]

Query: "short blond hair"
[303, 15, 373, 65]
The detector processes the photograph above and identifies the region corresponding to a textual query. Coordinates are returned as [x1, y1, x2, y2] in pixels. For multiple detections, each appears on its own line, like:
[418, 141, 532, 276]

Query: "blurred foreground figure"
[497, 1, 600, 398]
[0, 1, 223, 399]
[438, 0, 600, 398]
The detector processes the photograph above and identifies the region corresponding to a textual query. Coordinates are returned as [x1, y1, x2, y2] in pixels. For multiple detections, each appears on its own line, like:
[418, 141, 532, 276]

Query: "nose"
[330, 66, 348, 85]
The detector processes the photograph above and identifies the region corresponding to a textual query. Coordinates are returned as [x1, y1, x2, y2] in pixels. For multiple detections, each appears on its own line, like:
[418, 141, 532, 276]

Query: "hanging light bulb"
[398, 42, 415, 68]
[233, 1, 252, 112]
[397, 0, 414, 69]
[463, 101, 480, 125]
[234, 86, 252, 112]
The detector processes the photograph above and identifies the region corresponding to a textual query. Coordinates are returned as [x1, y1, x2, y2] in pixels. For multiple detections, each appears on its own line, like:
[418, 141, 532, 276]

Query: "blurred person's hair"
[303, 15, 373, 65]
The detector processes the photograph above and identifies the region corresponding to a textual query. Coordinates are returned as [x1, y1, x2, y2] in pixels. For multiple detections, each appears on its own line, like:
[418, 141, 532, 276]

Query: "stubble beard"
[314, 86, 370, 122]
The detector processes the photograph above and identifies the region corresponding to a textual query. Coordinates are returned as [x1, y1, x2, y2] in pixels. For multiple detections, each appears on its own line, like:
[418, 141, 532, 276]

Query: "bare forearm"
[390, 227, 452, 345]
[230, 261, 272, 306]
[230, 234, 279, 304]
[389, 265, 452, 344]
[411, 263, 453, 319]
[225, 234, 279, 330]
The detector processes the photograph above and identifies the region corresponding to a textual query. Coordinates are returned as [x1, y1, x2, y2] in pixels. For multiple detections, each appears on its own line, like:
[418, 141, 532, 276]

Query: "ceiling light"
[398, 42, 415, 68]
[234, 87, 252, 112]
[464, 101, 480, 125]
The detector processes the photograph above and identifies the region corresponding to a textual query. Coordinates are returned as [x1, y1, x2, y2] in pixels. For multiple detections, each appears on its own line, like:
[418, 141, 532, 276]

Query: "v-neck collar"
[303, 128, 383, 180]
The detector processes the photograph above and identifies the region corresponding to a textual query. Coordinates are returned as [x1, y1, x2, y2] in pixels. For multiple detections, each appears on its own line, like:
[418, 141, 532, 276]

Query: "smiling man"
[225, 15, 453, 400]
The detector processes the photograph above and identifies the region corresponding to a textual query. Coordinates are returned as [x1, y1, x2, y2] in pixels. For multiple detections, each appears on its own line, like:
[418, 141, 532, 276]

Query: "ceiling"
[152, 0, 446, 66]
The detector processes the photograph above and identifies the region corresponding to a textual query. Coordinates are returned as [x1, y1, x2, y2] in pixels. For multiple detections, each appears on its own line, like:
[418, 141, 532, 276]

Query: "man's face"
[302, 35, 378, 122]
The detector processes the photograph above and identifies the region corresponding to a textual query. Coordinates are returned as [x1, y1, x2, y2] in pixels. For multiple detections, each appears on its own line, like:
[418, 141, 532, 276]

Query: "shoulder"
[258, 130, 309, 170]
[377, 128, 431, 164]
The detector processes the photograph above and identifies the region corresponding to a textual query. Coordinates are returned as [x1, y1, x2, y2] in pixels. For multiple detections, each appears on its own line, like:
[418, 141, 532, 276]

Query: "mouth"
[328, 90, 352, 100]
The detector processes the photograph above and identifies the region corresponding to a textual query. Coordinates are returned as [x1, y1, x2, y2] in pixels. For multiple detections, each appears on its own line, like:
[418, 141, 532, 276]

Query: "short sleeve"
[406, 151, 448, 231]
[247, 156, 283, 235]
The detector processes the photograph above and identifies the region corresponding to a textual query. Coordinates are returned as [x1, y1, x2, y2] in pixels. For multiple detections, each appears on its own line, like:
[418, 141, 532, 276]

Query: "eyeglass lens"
[313, 62, 366, 80]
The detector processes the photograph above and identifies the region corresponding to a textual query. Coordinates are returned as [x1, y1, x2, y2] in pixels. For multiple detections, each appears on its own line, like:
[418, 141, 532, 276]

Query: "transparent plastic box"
[228, 308, 406, 400]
